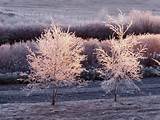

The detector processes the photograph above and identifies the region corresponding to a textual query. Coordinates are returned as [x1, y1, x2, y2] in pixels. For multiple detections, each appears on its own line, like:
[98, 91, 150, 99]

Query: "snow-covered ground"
[1, 96, 160, 120]
[0, 0, 160, 26]
[0, 77, 160, 119]
[0, 77, 160, 104]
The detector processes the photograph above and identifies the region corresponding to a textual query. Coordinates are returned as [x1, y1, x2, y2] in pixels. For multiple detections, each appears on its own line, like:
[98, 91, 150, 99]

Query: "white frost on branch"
[25, 24, 86, 91]
[96, 13, 146, 96]
[96, 38, 145, 94]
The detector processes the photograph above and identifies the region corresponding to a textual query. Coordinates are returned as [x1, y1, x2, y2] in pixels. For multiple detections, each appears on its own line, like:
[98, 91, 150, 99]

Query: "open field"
[1, 96, 160, 120]
[0, 77, 160, 104]
[0, 0, 160, 26]
[0, 77, 160, 120]
[0, 0, 160, 44]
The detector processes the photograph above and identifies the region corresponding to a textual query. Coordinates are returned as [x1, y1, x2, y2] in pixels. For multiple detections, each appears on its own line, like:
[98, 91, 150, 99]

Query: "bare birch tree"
[96, 12, 146, 102]
[26, 24, 86, 105]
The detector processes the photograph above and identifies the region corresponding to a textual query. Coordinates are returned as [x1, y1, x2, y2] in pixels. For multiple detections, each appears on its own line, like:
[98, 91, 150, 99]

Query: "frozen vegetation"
[0, 33, 159, 84]
[0, 1, 160, 120]
[25, 25, 87, 105]
[0, 27, 159, 81]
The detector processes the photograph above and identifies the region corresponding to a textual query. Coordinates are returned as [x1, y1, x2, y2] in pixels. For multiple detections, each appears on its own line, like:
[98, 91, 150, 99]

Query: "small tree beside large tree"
[26, 24, 86, 105]
[95, 12, 146, 102]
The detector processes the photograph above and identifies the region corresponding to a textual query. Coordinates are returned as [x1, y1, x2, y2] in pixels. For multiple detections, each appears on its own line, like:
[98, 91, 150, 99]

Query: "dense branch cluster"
[96, 37, 145, 94]
[26, 24, 86, 89]
[95, 13, 146, 99]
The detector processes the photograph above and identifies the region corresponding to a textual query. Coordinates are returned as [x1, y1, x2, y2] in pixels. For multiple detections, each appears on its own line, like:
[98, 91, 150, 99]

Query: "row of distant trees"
[1, 10, 160, 45]
[25, 12, 150, 105]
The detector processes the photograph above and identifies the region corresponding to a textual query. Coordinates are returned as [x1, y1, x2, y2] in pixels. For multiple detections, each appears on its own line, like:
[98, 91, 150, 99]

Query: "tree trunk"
[52, 87, 57, 106]
[114, 91, 117, 102]
[114, 82, 118, 102]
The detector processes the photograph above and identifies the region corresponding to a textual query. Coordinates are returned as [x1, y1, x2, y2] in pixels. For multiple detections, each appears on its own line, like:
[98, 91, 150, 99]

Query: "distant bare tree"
[96, 12, 146, 102]
[26, 24, 86, 105]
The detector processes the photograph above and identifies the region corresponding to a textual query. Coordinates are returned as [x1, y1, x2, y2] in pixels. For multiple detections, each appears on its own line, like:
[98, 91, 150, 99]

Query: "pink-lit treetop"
[96, 12, 146, 101]
[26, 24, 86, 90]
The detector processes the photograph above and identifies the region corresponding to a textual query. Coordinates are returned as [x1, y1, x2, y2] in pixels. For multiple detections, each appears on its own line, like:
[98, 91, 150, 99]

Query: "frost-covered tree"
[96, 12, 146, 102]
[26, 24, 86, 105]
